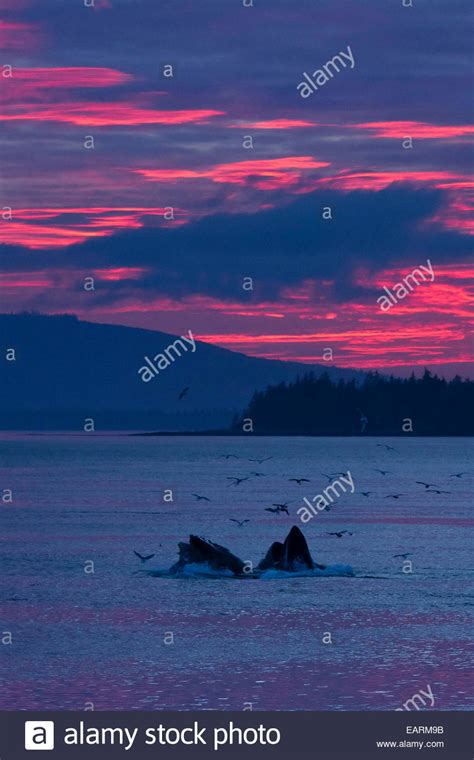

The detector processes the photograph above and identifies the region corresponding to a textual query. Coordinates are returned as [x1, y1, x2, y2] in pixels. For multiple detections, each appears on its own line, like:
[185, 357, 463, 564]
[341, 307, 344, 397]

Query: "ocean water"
[0, 434, 472, 711]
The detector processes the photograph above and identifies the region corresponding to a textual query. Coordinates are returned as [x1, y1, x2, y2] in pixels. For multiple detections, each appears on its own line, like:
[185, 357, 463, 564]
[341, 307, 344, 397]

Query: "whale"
[157, 526, 351, 578]
[169, 534, 246, 575]
[257, 525, 325, 572]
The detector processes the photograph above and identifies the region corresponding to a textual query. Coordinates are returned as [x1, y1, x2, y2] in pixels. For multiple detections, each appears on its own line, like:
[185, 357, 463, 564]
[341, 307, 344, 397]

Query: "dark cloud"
[1, 184, 470, 303]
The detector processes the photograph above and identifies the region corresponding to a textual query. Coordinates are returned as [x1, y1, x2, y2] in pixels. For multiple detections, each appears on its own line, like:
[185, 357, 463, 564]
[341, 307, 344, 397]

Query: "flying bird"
[450, 472, 468, 478]
[361, 491, 372, 497]
[272, 502, 291, 509]
[133, 550, 155, 562]
[288, 478, 310, 484]
[248, 456, 273, 464]
[192, 493, 210, 501]
[385, 494, 403, 499]
[376, 444, 398, 452]
[393, 552, 411, 559]
[250, 471, 266, 477]
[265, 507, 280, 514]
[220, 454, 239, 459]
[328, 531, 353, 538]
[375, 469, 391, 476]
[426, 489, 451, 494]
[178, 387, 189, 400]
[227, 476, 249, 486]
[322, 472, 345, 483]
[230, 519, 250, 527]
[416, 481, 439, 489]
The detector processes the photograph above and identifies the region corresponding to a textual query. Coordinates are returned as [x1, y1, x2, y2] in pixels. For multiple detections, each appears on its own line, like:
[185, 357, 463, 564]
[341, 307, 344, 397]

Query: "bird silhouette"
[230, 519, 250, 527]
[375, 469, 391, 476]
[385, 494, 403, 499]
[288, 478, 310, 484]
[450, 472, 468, 478]
[361, 491, 372, 497]
[393, 552, 411, 559]
[227, 476, 249, 486]
[248, 456, 273, 464]
[265, 507, 280, 514]
[178, 387, 189, 400]
[322, 472, 345, 481]
[328, 531, 353, 538]
[250, 471, 266, 477]
[376, 444, 398, 452]
[416, 481, 439, 489]
[134, 550, 155, 562]
[192, 493, 210, 501]
[220, 453, 239, 459]
[272, 501, 291, 509]
[426, 489, 451, 494]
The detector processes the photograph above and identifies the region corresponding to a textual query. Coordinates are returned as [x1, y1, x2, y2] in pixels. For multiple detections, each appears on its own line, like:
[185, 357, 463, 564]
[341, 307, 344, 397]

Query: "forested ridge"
[232, 371, 474, 435]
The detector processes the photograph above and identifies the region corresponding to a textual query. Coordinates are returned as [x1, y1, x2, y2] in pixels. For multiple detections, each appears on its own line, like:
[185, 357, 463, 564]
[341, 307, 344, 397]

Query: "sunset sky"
[1, 0, 473, 375]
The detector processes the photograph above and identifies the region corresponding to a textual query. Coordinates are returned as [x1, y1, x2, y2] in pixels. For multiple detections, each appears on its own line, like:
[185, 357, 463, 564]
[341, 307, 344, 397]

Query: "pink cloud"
[136, 156, 330, 189]
[352, 120, 474, 140]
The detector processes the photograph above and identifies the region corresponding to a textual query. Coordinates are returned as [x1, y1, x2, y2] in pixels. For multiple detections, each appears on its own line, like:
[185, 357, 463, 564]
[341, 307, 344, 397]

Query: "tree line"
[231, 370, 474, 435]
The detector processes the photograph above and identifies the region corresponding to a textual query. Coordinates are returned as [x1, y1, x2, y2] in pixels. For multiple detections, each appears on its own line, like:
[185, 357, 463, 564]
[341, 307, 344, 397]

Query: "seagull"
[265, 507, 280, 514]
[416, 481, 439, 489]
[393, 552, 411, 559]
[361, 491, 372, 497]
[376, 444, 398, 452]
[272, 502, 291, 509]
[192, 493, 211, 501]
[450, 472, 468, 478]
[385, 494, 403, 499]
[227, 476, 249, 486]
[178, 387, 189, 401]
[248, 456, 273, 464]
[250, 471, 266, 477]
[375, 469, 391, 476]
[230, 519, 250, 527]
[328, 531, 353, 538]
[277, 505, 290, 515]
[322, 472, 345, 481]
[134, 550, 155, 562]
[219, 454, 240, 460]
[288, 478, 310, 484]
[426, 489, 451, 494]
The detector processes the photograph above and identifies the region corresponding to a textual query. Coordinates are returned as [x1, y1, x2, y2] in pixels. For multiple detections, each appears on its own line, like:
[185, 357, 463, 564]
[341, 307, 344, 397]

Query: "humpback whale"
[257, 526, 325, 571]
[169, 535, 245, 575]
[160, 526, 345, 577]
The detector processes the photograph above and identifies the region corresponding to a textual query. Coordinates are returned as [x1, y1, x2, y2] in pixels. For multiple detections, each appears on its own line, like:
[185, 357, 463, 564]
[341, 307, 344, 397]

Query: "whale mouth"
[148, 526, 354, 578]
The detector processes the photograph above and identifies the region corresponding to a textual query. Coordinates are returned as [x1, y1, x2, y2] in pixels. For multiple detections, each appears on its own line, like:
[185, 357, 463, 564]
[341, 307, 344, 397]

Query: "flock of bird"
[133, 443, 469, 562]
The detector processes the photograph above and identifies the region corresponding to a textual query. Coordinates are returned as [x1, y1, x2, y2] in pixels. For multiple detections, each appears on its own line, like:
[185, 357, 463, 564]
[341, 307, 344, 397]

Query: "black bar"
[2, 711, 472, 759]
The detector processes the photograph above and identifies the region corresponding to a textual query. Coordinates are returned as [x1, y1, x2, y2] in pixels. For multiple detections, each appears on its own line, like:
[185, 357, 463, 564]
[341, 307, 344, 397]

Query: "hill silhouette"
[0, 313, 361, 431]
[231, 371, 474, 436]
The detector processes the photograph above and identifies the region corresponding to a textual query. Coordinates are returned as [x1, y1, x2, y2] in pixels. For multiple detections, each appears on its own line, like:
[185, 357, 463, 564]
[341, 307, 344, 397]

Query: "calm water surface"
[0, 434, 472, 710]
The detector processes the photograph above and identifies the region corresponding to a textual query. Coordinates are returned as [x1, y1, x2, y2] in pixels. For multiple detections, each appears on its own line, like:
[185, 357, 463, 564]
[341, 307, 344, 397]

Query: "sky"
[1, 0, 473, 376]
